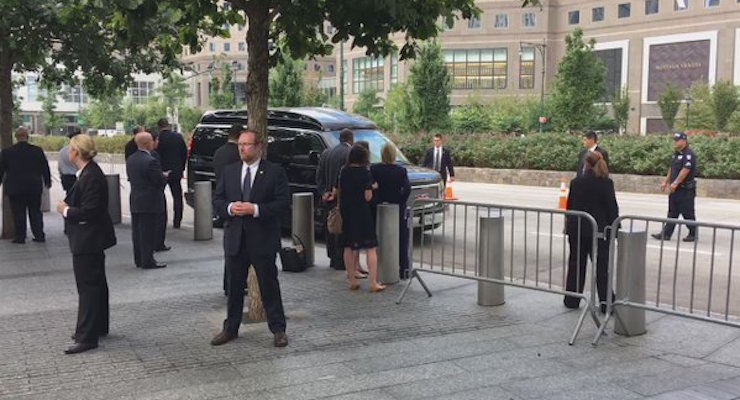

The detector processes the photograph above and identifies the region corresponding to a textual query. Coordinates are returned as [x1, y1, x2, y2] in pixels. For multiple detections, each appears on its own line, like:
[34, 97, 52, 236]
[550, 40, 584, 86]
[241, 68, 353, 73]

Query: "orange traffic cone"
[558, 180, 568, 210]
[444, 182, 458, 201]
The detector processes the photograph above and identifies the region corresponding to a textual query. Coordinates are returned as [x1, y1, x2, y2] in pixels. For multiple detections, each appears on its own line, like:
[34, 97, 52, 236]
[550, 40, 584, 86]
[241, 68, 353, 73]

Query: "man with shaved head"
[0, 127, 51, 244]
[125, 131, 167, 269]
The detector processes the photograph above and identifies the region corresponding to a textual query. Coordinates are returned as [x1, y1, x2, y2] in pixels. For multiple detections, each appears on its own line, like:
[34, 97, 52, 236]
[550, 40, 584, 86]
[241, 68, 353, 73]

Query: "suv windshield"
[328, 129, 410, 164]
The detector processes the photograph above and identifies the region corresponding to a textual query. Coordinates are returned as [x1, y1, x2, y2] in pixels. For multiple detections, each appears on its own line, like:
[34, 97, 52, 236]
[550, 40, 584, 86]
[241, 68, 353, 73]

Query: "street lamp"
[520, 39, 547, 134]
[685, 95, 693, 131]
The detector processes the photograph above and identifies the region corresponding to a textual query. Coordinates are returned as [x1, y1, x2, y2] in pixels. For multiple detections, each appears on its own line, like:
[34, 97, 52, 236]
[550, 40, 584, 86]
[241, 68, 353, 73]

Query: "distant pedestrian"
[371, 144, 411, 279]
[652, 132, 698, 242]
[156, 118, 188, 229]
[576, 131, 610, 178]
[316, 128, 353, 270]
[421, 134, 455, 186]
[124, 126, 145, 160]
[564, 151, 618, 313]
[0, 127, 51, 244]
[56, 134, 116, 354]
[126, 132, 167, 269]
[338, 144, 385, 293]
[59, 128, 83, 193]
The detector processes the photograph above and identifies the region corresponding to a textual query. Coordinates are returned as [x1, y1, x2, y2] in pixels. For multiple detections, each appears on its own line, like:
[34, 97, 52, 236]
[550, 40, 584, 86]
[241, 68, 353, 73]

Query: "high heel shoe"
[369, 284, 386, 293]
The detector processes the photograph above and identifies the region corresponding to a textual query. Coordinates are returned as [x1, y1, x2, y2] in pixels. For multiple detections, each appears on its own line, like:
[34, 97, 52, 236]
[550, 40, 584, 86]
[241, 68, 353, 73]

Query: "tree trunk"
[0, 43, 16, 239]
[246, 265, 266, 322]
[246, 2, 270, 142]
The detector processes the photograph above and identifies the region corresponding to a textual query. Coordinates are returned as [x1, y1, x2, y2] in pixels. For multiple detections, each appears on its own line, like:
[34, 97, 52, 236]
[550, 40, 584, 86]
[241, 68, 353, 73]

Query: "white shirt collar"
[75, 162, 89, 178]
[588, 145, 597, 152]
[241, 159, 260, 186]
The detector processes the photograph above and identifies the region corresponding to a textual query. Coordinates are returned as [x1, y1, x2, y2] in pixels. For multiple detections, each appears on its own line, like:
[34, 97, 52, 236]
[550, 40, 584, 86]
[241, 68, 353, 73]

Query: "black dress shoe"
[11, 239, 25, 244]
[274, 332, 288, 348]
[651, 233, 670, 241]
[32, 237, 45, 243]
[173, 223, 181, 229]
[682, 235, 696, 242]
[210, 331, 237, 346]
[142, 263, 167, 269]
[64, 342, 98, 354]
[154, 245, 171, 252]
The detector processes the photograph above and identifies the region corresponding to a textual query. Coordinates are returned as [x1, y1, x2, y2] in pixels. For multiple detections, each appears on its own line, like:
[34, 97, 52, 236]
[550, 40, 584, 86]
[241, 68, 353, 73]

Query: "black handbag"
[280, 235, 308, 272]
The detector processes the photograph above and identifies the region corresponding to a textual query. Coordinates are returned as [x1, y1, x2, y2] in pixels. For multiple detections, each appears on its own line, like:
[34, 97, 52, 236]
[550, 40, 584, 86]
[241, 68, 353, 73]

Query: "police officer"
[652, 132, 698, 242]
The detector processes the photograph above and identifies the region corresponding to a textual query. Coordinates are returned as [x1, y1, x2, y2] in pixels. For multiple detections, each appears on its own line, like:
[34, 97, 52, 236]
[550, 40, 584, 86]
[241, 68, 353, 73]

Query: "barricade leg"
[193, 181, 213, 241]
[291, 193, 314, 267]
[105, 174, 121, 224]
[477, 217, 505, 306]
[377, 204, 400, 285]
[614, 230, 647, 336]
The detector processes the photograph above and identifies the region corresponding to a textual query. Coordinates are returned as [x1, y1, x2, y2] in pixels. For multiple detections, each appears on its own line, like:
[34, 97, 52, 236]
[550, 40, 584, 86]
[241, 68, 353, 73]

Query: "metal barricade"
[397, 199, 601, 345]
[593, 216, 740, 345]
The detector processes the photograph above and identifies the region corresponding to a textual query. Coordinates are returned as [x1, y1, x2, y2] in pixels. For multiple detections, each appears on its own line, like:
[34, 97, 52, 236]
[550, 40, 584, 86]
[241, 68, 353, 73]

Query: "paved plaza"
[2, 187, 740, 399]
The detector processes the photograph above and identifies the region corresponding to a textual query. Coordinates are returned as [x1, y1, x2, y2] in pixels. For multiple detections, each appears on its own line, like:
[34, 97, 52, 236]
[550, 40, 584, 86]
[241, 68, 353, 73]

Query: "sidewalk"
[1, 207, 740, 399]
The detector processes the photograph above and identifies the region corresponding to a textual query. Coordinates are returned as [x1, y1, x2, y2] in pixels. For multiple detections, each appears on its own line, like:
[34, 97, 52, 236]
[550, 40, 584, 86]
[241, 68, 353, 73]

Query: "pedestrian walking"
[156, 118, 187, 229]
[421, 134, 455, 186]
[0, 127, 51, 244]
[576, 131, 610, 178]
[56, 134, 116, 354]
[652, 132, 699, 242]
[59, 129, 82, 193]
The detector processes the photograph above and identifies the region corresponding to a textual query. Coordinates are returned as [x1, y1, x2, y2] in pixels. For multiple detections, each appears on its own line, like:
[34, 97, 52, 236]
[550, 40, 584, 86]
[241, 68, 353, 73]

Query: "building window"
[467, 17, 481, 29]
[444, 49, 507, 90]
[568, 10, 580, 25]
[342, 60, 348, 94]
[327, 64, 335, 73]
[62, 84, 86, 104]
[237, 24, 244, 31]
[523, 12, 536, 27]
[352, 57, 384, 94]
[494, 14, 508, 28]
[390, 53, 399, 85]
[238, 42, 246, 52]
[223, 43, 231, 52]
[128, 81, 156, 104]
[645, 0, 659, 15]
[675, 0, 689, 10]
[26, 74, 38, 102]
[592, 7, 605, 21]
[209, 42, 215, 52]
[519, 48, 535, 89]
[618, 3, 631, 18]
[705, 0, 720, 6]
[595, 48, 623, 101]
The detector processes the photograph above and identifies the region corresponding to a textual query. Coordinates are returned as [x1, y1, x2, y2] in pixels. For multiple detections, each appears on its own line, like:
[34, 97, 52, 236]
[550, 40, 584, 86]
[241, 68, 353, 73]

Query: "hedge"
[29, 132, 740, 179]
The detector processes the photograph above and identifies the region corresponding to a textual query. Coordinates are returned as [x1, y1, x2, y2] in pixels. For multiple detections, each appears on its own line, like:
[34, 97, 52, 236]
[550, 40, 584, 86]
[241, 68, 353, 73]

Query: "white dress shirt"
[228, 159, 260, 218]
[434, 147, 443, 171]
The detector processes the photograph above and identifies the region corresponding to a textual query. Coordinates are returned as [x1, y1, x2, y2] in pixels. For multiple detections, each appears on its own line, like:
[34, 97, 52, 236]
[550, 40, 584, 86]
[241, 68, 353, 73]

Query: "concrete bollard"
[291, 193, 314, 267]
[614, 230, 647, 336]
[105, 174, 121, 224]
[41, 184, 50, 212]
[377, 203, 400, 285]
[477, 216, 505, 306]
[193, 181, 213, 241]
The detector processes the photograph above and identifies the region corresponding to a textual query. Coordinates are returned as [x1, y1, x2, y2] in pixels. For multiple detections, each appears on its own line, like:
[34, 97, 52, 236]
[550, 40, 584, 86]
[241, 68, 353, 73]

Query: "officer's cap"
[673, 132, 688, 141]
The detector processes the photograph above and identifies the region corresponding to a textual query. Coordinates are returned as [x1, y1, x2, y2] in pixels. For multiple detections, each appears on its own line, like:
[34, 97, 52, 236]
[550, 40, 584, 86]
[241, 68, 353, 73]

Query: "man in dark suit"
[156, 118, 188, 229]
[126, 132, 167, 269]
[124, 126, 145, 160]
[421, 134, 455, 186]
[576, 131, 610, 178]
[316, 128, 353, 270]
[151, 132, 170, 252]
[57, 134, 116, 354]
[210, 130, 290, 348]
[0, 127, 51, 243]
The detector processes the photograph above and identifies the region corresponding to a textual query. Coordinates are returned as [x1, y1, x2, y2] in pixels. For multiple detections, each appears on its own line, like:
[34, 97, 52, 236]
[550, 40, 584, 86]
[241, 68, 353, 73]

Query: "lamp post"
[520, 39, 547, 134]
[231, 60, 239, 107]
[330, 27, 345, 111]
[685, 95, 692, 131]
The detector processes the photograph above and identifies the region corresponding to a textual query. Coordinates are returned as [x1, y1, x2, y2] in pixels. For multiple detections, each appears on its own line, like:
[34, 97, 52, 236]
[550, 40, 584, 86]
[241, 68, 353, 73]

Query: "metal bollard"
[41, 184, 50, 212]
[377, 203, 400, 285]
[477, 216, 505, 306]
[614, 230, 647, 336]
[193, 181, 213, 241]
[291, 193, 314, 267]
[105, 174, 121, 224]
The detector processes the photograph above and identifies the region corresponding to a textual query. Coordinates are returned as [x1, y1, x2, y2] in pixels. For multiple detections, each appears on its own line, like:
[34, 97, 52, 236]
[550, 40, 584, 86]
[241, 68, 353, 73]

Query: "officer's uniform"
[662, 145, 698, 239]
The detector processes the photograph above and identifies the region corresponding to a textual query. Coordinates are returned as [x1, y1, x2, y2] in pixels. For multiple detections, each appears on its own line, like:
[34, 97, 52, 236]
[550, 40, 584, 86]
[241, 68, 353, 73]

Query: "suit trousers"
[72, 252, 109, 344]
[9, 193, 44, 241]
[224, 237, 286, 335]
[564, 234, 611, 307]
[662, 189, 697, 238]
[166, 178, 183, 227]
[131, 213, 157, 267]
[156, 207, 167, 249]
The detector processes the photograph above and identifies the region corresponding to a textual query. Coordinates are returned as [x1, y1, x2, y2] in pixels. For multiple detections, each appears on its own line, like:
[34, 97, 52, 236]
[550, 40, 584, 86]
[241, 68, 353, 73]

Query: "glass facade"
[519, 48, 535, 89]
[128, 81, 156, 104]
[352, 57, 384, 93]
[444, 49, 507, 90]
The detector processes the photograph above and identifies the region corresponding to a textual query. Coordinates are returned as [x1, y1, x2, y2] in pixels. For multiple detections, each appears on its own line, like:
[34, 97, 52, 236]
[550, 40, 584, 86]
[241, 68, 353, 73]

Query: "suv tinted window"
[192, 126, 229, 159]
[292, 133, 324, 165]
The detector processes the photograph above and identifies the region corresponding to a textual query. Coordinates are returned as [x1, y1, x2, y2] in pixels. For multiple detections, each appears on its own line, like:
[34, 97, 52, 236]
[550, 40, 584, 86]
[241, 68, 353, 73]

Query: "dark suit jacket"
[370, 163, 411, 209]
[156, 130, 188, 179]
[126, 150, 166, 214]
[421, 147, 454, 181]
[213, 142, 240, 182]
[0, 141, 51, 196]
[566, 174, 619, 237]
[316, 143, 351, 194]
[64, 161, 116, 255]
[576, 146, 610, 178]
[214, 159, 290, 257]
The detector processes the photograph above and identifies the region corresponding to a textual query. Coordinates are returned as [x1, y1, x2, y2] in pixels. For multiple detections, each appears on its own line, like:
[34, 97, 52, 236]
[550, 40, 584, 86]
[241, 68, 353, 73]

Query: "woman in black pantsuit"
[57, 134, 117, 354]
[564, 151, 618, 313]
[370, 144, 411, 280]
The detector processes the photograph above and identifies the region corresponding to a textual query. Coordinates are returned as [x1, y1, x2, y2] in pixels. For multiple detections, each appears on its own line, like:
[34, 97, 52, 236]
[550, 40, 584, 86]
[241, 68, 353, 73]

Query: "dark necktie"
[242, 166, 251, 201]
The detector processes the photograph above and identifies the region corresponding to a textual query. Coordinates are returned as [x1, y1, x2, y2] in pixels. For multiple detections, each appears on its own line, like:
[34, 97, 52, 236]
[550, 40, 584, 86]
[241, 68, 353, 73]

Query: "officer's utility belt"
[680, 180, 697, 190]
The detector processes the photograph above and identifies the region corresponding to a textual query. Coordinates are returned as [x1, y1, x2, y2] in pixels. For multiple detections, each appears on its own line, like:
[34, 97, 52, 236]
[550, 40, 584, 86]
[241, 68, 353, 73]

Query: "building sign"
[647, 40, 710, 101]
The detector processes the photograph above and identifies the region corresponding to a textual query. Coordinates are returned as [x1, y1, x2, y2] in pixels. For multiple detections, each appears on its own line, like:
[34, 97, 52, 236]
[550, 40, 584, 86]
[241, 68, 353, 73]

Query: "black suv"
[185, 107, 444, 231]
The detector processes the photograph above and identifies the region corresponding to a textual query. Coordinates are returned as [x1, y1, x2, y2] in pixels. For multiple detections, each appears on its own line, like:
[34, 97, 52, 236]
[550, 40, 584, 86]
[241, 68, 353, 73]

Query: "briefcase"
[280, 235, 308, 272]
